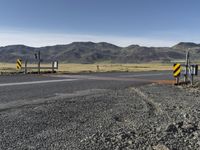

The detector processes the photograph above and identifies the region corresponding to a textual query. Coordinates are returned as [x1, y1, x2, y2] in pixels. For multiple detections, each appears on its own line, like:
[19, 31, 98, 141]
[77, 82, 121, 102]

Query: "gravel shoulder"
[1, 82, 200, 149]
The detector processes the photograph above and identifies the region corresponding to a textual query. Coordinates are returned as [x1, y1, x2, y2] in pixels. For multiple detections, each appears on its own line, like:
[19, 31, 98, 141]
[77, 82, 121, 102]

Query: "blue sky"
[0, 0, 200, 47]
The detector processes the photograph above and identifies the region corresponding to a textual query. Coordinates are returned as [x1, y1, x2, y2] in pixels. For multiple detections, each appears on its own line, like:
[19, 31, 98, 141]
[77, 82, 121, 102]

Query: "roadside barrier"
[16, 58, 58, 74]
[173, 51, 198, 85]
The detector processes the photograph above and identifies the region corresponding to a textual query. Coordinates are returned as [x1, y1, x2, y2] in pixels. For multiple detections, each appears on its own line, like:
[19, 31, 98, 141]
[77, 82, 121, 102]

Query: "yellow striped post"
[16, 59, 22, 70]
[173, 63, 181, 85]
[173, 64, 181, 77]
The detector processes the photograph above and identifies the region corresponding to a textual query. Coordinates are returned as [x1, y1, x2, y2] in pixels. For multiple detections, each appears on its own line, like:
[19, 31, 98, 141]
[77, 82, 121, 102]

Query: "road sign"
[173, 63, 181, 77]
[16, 59, 22, 70]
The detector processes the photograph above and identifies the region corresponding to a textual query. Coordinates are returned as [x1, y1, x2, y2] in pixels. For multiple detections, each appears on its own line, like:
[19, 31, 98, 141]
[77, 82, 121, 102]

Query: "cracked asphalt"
[1, 71, 200, 149]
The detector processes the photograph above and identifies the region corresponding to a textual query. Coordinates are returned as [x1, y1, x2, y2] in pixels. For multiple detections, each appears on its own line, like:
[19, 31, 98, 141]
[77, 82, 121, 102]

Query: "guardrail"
[17, 60, 58, 74]
[173, 51, 198, 85]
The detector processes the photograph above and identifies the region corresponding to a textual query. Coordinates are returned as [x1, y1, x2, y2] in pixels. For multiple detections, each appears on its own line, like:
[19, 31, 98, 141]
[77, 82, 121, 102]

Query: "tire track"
[130, 87, 162, 116]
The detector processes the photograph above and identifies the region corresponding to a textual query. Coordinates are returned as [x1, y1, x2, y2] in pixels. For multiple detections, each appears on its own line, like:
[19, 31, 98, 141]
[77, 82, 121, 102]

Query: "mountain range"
[0, 42, 200, 63]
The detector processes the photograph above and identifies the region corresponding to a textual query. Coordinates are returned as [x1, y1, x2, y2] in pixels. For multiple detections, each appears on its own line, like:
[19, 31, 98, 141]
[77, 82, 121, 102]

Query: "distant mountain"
[0, 42, 199, 63]
[172, 42, 200, 49]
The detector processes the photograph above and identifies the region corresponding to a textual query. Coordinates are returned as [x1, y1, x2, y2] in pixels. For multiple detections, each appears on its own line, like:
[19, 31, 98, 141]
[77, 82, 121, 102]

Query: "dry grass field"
[0, 63, 172, 74]
[58, 63, 172, 73]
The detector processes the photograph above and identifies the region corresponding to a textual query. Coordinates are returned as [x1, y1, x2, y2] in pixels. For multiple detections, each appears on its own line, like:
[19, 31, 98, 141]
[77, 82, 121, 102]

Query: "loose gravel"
[1, 82, 200, 149]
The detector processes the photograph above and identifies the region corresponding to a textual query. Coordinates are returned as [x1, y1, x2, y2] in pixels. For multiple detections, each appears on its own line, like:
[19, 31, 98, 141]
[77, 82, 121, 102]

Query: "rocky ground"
[80, 83, 200, 150]
[1, 82, 200, 149]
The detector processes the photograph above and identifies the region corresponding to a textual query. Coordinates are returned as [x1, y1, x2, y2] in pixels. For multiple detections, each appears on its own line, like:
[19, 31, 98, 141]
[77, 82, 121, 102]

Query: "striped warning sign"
[173, 63, 181, 77]
[16, 59, 22, 70]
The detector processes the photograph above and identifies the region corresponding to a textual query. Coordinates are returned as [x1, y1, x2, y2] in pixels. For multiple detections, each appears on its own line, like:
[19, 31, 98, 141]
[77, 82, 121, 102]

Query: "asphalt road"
[0, 71, 169, 99]
[0, 71, 172, 102]
[0, 71, 175, 149]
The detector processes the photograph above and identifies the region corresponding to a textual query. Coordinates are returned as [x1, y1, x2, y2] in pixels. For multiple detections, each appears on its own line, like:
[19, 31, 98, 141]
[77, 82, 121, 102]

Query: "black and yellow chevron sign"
[16, 59, 22, 70]
[173, 63, 181, 77]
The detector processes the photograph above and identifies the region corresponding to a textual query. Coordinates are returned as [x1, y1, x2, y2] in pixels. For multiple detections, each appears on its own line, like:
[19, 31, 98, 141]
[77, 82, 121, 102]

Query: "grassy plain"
[0, 63, 172, 73]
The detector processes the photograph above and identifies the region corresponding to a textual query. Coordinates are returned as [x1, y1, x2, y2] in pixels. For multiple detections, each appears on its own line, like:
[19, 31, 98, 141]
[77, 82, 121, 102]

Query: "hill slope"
[0, 42, 199, 63]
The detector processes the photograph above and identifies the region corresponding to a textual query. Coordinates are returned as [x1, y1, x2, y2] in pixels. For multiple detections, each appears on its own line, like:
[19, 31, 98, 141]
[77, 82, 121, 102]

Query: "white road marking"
[0, 72, 171, 87]
[0, 79, 78, 87]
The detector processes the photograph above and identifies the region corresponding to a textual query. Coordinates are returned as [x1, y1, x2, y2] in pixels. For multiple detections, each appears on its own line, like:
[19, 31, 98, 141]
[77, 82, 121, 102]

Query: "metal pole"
[184, 51, 189, 83]
[52, 61, 54, 73]
[191, 74, 194, 85]
[24, 60, 27, 74]
[38, 51, 41, 74]
[175, 77, 179, 85]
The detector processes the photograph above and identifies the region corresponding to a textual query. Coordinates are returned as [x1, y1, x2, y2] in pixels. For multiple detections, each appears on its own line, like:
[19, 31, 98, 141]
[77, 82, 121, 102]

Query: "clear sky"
[0, 0, 200, 47]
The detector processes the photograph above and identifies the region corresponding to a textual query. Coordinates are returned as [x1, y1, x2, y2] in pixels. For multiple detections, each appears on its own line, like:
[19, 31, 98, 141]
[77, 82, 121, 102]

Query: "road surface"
[0, 71, 172, 103]
[0, 71, 177, 149]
